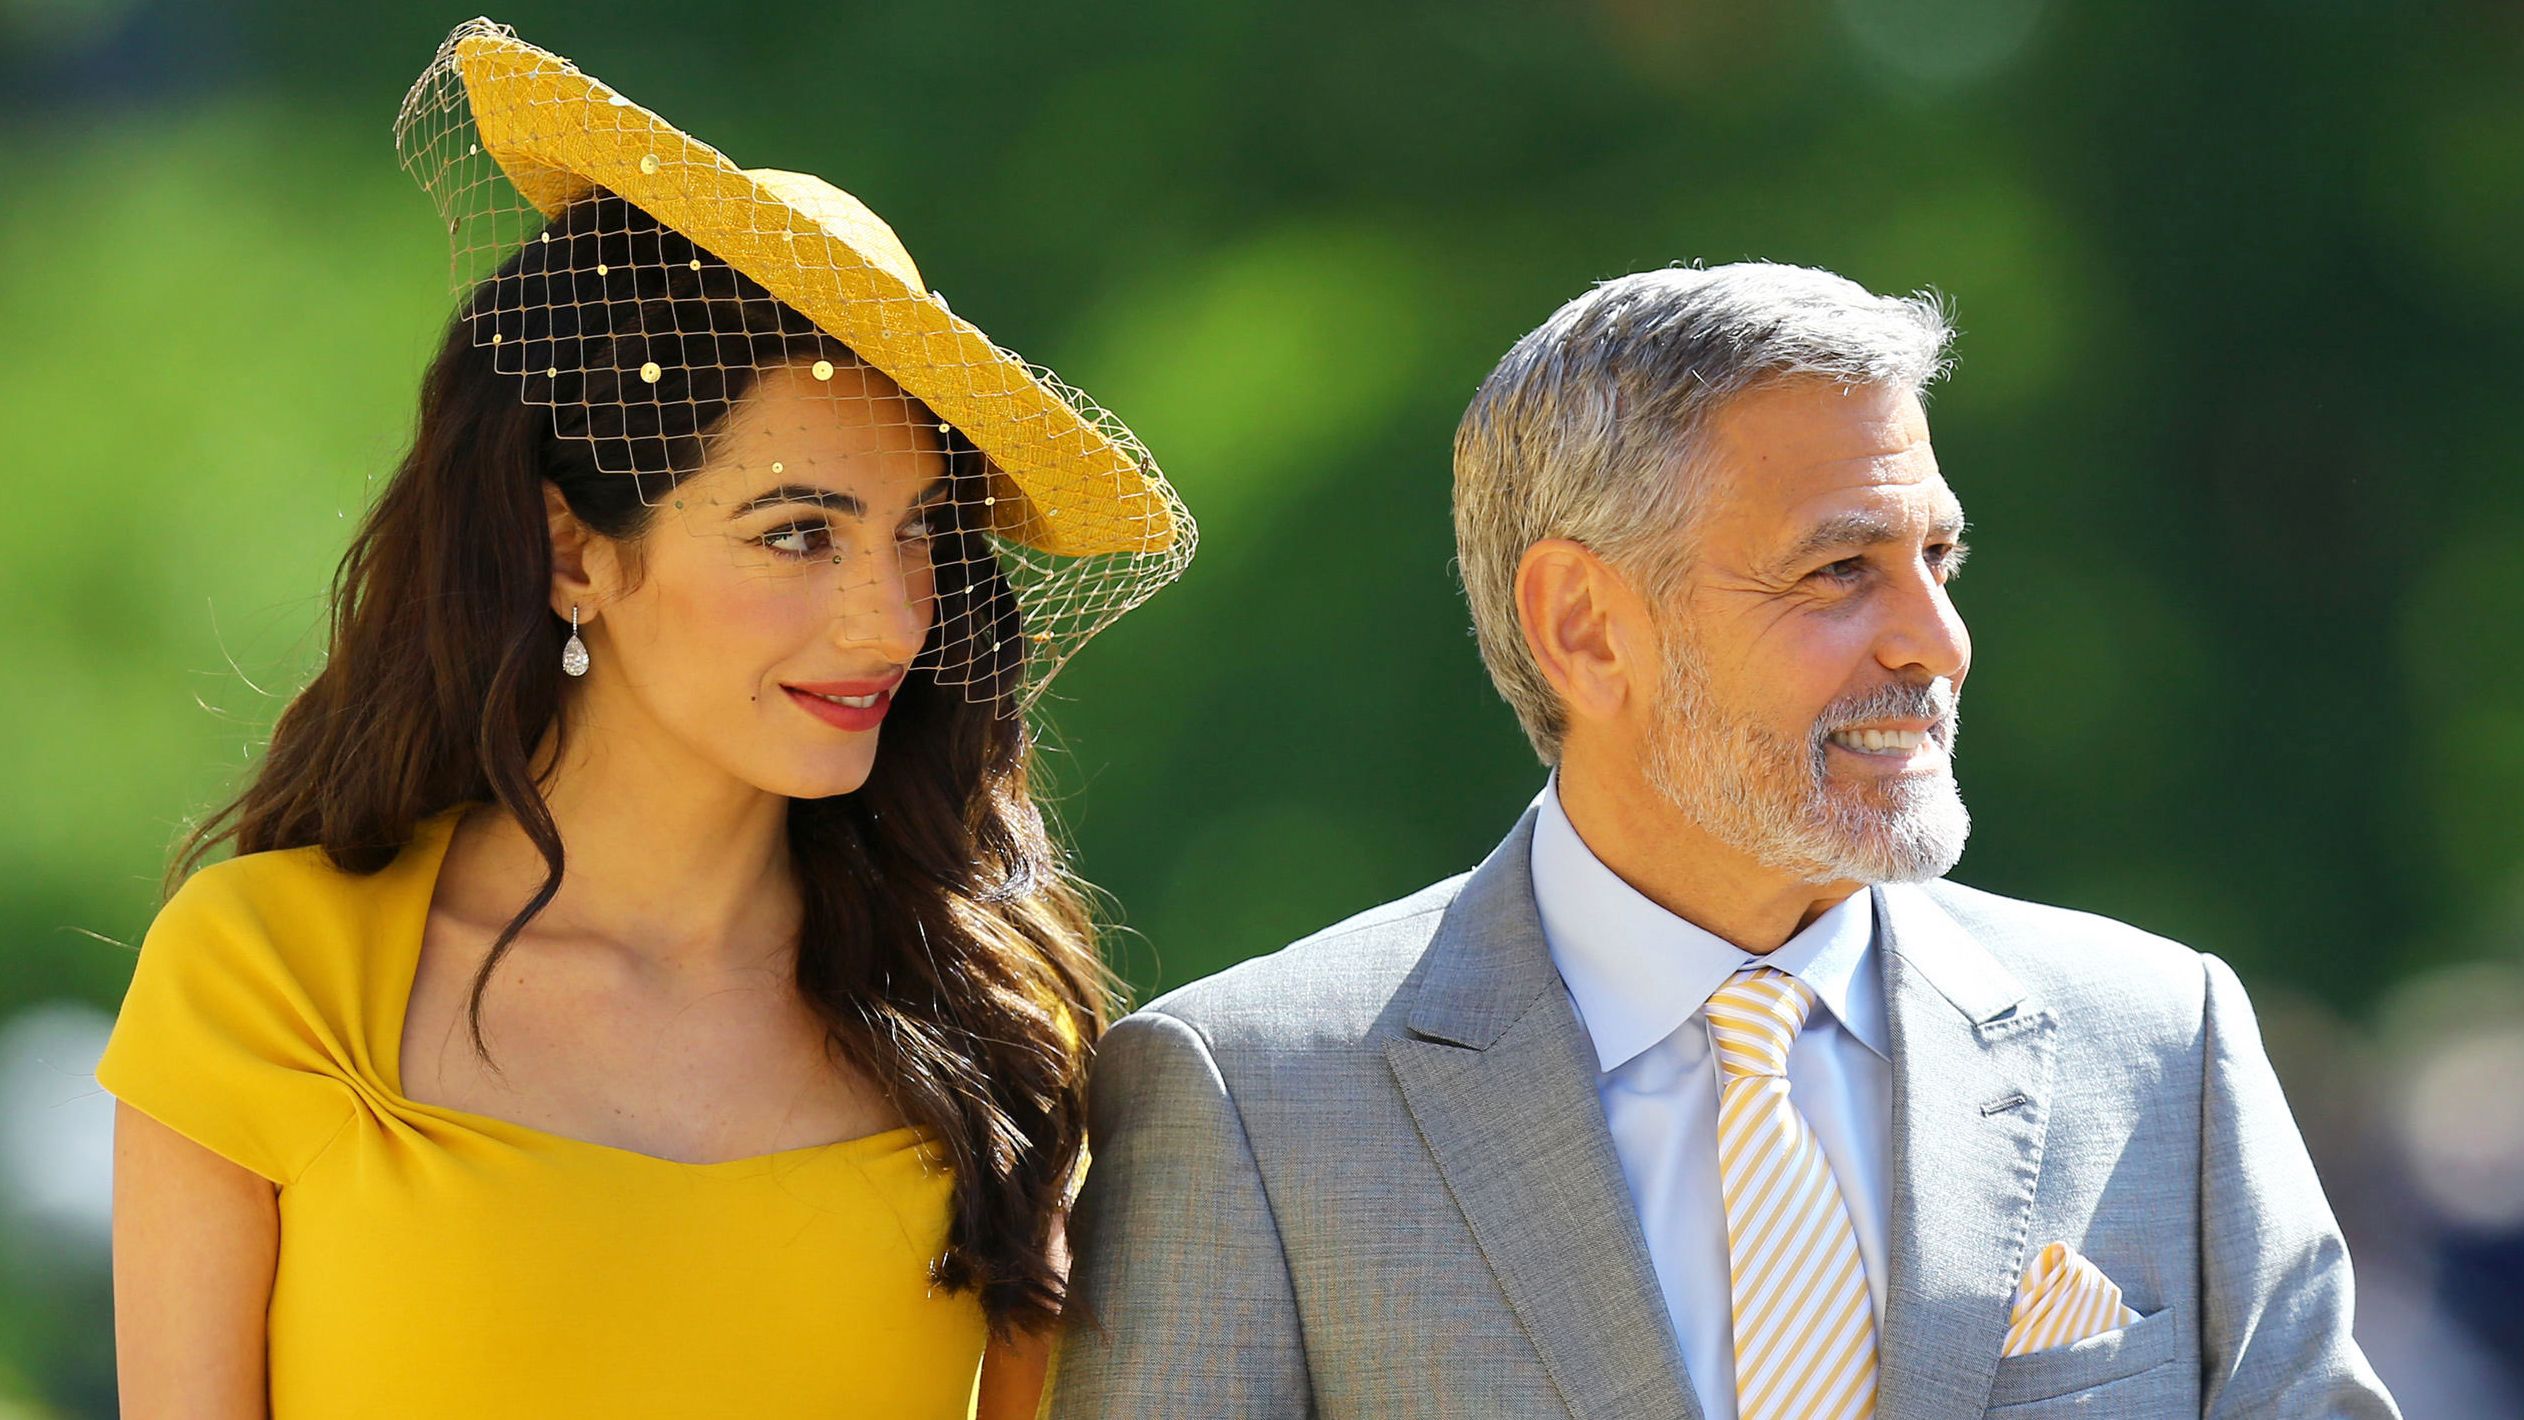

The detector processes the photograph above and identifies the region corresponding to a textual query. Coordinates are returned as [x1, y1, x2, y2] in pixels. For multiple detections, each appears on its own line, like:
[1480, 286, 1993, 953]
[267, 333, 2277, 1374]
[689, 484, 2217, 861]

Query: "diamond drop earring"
[561, 605, 590, 677]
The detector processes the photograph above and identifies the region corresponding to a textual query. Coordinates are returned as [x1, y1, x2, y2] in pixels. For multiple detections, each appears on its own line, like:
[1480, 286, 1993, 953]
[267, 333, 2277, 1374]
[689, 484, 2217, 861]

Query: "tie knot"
[1706, 967, 1817, 1082]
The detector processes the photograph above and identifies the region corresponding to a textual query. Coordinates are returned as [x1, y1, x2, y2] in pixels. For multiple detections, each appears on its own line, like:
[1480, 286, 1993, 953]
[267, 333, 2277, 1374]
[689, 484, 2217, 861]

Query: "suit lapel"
[1871, 883, 2058, 1420]
[1388, 808, 1703, 1420]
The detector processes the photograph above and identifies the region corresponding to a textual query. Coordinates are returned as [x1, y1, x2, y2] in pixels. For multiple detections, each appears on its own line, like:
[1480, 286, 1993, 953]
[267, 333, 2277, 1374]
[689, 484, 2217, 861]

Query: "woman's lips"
[781, 683, 893, 732]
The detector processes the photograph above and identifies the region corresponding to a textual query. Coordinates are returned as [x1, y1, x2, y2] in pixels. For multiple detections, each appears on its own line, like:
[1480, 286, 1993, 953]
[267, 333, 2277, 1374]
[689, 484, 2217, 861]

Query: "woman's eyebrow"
[728, 475, 954, 519]
[730, 484, 861, 518]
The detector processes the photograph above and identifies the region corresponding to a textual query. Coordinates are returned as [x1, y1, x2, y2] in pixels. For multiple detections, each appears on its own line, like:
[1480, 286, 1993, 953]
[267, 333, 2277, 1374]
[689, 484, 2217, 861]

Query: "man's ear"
[1515, 538, 1653, 726]
[544, 482, 602, 621]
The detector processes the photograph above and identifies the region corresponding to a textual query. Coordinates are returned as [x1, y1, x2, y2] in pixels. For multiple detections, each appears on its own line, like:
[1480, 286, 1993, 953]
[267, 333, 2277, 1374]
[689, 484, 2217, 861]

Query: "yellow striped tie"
[1708, 967, 1879, 1420]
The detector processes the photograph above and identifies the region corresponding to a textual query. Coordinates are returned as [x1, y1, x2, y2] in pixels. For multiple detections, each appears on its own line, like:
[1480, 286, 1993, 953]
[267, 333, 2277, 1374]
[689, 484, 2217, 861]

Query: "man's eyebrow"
[727, 475, 954, 520]
[1771, 508, 1969, 570]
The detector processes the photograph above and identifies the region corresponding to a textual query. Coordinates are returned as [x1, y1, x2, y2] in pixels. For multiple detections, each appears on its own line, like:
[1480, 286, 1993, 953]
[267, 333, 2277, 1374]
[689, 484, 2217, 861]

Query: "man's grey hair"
[1452, 261, 1955, 763]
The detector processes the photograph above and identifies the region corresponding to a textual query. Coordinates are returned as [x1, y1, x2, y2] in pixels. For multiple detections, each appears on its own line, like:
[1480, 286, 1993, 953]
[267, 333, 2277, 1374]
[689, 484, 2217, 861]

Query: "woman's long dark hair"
[171, 190, 1108, 1333]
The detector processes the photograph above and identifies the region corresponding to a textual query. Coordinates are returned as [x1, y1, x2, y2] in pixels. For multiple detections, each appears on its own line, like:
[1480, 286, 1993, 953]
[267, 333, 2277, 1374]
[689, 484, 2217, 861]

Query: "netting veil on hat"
[392, 17, 1194, 707]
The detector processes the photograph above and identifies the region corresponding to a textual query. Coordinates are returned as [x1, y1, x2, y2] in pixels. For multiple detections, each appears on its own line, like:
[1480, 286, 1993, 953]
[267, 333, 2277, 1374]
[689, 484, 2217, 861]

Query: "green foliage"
[3, 0, 2516, 1007]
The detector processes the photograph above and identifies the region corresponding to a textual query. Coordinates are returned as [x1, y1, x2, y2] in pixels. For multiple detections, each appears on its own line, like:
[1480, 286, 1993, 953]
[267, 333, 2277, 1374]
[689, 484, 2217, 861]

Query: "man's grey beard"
[1641, 628, 1970, 886]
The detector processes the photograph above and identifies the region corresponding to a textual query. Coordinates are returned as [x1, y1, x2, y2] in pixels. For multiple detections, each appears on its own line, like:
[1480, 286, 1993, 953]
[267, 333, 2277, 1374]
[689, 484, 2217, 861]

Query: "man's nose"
[1877, 560, 1970, 684]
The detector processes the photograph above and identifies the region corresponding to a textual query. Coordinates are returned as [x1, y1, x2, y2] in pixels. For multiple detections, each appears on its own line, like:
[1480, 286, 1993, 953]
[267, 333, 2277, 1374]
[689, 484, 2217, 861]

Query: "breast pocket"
[1983, 1303, 2191, 1415]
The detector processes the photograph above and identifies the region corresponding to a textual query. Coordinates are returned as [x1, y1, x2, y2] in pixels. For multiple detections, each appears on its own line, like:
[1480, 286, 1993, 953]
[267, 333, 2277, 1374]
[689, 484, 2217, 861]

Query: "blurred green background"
[4, 0, 2520, 1413]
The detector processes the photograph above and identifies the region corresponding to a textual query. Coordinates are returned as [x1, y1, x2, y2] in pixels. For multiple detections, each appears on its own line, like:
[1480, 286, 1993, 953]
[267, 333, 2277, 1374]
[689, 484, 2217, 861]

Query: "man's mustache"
[1812, 679, 1960, 743]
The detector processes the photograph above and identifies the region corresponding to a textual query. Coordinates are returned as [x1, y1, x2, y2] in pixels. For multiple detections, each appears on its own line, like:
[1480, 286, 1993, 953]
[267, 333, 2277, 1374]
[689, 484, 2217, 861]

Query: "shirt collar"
[1528, 775, 1889, 1073]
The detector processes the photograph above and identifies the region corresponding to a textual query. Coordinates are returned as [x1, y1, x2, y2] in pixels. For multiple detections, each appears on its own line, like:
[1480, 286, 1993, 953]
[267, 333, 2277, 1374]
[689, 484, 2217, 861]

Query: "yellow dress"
[95, 806, 990, 1417]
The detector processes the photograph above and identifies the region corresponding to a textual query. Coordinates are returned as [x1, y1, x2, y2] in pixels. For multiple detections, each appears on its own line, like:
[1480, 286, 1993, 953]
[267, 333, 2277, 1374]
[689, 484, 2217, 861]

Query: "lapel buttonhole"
[1981, 1091, 2031, 1117]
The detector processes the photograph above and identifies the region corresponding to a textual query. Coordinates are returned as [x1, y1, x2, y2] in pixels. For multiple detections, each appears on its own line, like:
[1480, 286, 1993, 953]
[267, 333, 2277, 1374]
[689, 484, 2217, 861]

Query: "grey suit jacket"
[1050, 809, 2399, 1418]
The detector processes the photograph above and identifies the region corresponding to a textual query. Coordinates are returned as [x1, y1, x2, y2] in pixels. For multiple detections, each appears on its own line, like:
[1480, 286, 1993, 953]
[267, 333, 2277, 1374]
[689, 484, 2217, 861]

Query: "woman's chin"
[757, 761, 878, 807]
[756, 752, 881, 802]
[681, 727, 881, 802]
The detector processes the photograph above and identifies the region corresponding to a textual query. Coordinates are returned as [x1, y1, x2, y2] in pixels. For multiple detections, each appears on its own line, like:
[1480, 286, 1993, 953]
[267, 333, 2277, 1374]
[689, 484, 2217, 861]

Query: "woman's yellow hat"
[386, 16, 1191, 706]
[396, 18, 1184, 566]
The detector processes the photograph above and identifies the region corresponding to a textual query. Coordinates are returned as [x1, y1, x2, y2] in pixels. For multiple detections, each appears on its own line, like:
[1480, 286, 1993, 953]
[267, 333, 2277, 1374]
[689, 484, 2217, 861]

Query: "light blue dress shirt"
[1529, 778, 1892, 1420]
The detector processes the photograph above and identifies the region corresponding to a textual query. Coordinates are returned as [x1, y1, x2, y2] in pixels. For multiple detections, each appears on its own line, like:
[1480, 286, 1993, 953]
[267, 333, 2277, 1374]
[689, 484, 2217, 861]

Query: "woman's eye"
[900, 510, 945, 542]
[762, 524, 830, 557]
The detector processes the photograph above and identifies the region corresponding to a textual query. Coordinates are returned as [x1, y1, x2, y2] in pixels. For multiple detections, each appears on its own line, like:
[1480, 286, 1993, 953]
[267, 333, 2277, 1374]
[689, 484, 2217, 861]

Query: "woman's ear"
[543, 482, 601, 621]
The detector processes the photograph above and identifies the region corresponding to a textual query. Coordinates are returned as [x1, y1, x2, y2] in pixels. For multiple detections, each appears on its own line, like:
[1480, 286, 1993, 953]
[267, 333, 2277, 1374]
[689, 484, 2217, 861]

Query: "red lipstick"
[780, 675, 901, 733]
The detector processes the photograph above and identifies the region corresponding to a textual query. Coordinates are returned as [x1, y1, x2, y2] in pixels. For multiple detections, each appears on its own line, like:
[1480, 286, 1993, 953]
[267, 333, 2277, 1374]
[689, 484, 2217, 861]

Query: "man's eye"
[1814, 557, 1867, 582]
[1930, 542, 1969, 580]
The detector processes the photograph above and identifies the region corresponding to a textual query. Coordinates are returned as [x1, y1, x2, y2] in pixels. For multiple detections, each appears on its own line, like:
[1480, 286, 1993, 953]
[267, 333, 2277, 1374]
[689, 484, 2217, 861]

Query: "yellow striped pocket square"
[2002, 1241, 2143, 1357]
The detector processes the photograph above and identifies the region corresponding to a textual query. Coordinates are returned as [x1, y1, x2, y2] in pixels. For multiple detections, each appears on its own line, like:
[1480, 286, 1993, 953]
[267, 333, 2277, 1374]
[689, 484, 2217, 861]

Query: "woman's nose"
[834, 539, 933, 662]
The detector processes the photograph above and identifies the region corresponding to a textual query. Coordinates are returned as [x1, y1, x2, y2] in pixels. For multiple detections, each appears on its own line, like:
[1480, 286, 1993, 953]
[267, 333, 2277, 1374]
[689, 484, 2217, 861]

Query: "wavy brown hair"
[170, 190, 1109, 1333]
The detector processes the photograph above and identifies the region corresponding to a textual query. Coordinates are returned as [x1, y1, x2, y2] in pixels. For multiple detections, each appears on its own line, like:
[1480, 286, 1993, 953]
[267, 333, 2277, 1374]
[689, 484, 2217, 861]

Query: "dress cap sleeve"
[95, 857, 360, 1185]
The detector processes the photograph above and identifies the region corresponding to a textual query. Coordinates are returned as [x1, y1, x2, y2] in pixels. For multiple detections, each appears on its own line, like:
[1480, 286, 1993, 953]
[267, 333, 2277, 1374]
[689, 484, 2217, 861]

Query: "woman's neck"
[451, 702, 803, 974]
